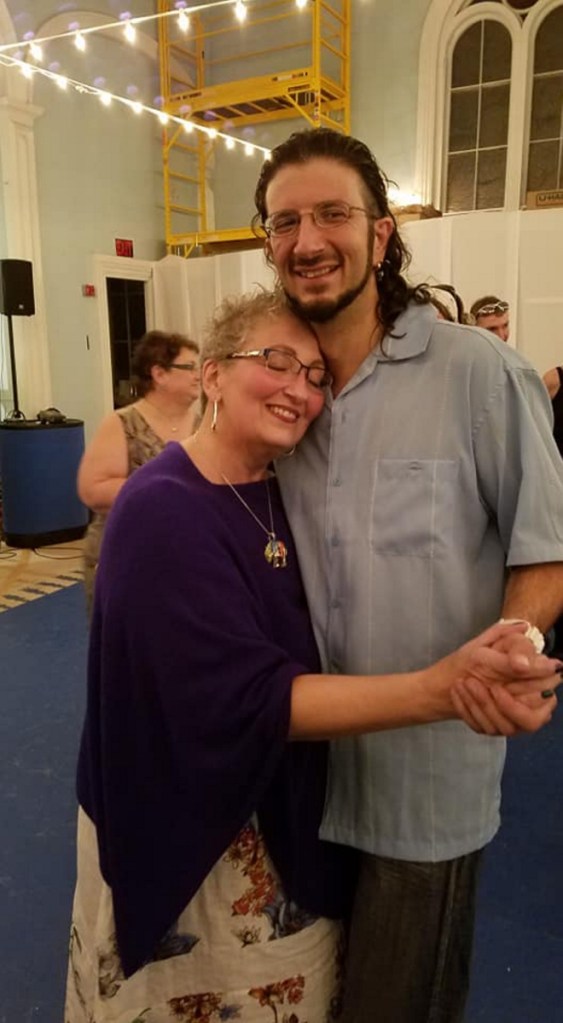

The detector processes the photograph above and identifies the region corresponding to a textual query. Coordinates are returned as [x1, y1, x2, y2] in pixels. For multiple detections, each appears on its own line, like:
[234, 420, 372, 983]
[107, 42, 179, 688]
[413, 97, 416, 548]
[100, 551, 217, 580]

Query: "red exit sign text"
[115, 238, 134, 257]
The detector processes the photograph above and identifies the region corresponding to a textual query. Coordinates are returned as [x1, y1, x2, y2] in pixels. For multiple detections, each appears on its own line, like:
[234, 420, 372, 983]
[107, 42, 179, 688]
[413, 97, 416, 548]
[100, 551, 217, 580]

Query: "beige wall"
[1, 0, 560, 435]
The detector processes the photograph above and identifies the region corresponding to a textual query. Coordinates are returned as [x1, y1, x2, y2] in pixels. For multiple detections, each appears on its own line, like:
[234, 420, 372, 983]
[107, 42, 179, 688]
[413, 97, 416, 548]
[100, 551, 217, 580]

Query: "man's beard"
[285, 263, 374, 323]
[281, 226, 376, 324]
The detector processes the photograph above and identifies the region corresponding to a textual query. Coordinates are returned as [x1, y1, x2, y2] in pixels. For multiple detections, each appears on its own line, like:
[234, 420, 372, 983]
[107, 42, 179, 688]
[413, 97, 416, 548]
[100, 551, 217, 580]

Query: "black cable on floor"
[32, 546, 83, 560]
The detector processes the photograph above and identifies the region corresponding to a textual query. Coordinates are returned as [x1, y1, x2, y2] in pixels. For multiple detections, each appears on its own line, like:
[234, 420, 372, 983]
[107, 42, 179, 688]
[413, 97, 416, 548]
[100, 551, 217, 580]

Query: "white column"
[0, 96, 52, 415]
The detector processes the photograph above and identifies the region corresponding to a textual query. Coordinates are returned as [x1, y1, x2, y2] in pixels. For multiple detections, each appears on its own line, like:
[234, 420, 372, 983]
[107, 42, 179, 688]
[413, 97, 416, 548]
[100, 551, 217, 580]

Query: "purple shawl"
[77, 444, 356, 976]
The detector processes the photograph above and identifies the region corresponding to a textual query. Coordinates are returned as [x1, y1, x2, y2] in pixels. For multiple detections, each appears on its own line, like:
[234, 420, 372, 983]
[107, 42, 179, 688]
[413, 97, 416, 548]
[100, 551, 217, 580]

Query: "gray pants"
[340, 849, 482, 1023]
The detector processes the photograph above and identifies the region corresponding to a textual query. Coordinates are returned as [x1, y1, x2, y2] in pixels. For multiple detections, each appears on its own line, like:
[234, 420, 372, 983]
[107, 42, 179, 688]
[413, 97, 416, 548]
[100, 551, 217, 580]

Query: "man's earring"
[211, 400, 219, 431]
[375, 259, 389, 283]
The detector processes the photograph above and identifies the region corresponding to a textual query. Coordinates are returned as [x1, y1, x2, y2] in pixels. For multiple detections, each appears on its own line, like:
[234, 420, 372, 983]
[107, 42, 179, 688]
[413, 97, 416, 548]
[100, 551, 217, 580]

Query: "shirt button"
[332, 477, 342, 487]
[331, 598, 341, 610]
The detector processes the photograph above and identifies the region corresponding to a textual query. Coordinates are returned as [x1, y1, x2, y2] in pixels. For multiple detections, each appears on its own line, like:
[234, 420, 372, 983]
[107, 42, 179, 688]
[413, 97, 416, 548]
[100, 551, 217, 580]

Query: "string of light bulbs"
[0, 50, 271, 160]
[0, 0, 309, 55]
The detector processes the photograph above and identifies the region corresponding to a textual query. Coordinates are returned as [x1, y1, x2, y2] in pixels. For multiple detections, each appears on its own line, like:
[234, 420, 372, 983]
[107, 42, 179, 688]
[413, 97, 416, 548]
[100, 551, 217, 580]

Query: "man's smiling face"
[264, 157, 389, 324]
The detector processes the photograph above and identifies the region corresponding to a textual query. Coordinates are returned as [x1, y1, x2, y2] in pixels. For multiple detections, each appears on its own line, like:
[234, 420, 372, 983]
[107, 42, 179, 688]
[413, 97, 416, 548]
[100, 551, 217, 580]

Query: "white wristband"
[498, 618, 545, 654]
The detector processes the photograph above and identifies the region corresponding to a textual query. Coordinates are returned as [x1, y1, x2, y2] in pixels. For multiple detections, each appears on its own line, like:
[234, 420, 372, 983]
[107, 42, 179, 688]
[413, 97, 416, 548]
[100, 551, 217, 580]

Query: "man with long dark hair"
[253, 128, 563, 1022]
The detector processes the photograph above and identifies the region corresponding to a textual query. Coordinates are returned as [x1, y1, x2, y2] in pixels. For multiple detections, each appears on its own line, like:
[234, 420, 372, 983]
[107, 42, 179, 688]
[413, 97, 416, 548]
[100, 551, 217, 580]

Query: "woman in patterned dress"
[78, 330, 200, 612]
[66, 290, 560, 1023]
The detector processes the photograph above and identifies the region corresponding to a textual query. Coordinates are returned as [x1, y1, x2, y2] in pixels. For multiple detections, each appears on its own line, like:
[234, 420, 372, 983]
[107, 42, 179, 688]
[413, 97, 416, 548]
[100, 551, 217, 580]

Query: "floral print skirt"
[65, 809, 344, 1023]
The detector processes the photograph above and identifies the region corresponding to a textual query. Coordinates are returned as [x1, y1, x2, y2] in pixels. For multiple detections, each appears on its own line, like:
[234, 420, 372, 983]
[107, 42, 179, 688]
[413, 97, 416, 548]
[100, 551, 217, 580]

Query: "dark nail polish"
[541, 689, 555, 699]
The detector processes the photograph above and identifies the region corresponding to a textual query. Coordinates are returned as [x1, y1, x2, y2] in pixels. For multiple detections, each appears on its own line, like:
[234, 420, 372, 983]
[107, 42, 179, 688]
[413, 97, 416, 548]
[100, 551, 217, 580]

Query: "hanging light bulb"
[124, 20, 136, 44]
[234, 1, 247, 24]
[99, 91, 112, 106]
[56, 75, 68, 90]
[183, 120, 193, 133]
[178, 10, 190, 32]
[74, 32, 86, 52]
[158, 110, 169, 125]
[244, 142, 254, 156]
[21, 63, 33, 79]
[225, 136, 235, 150]
[207, 127, 217, 139]
[29, 42, 43, 61]
[295, 0, 308, 8]
[131, 100, 143, 115]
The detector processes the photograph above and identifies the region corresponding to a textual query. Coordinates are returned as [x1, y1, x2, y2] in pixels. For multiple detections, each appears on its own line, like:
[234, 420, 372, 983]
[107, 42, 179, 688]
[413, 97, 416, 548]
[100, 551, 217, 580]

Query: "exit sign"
[115, 238, 134, 257]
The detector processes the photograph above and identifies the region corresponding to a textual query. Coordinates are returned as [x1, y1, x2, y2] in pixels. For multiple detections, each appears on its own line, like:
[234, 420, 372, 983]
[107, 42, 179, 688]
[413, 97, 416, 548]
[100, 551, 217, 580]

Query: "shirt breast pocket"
[370, 459, 459, 558]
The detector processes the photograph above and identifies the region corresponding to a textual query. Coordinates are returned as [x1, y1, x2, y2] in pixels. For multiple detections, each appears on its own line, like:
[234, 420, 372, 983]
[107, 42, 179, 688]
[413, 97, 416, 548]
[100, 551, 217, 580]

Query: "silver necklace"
[220, 472, 288, 569]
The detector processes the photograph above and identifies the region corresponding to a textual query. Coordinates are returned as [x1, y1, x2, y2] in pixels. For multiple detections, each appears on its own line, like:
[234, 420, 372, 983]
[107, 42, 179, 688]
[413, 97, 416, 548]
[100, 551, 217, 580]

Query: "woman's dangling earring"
[375, 260, 386, 283]
[211, 400, 219, 431]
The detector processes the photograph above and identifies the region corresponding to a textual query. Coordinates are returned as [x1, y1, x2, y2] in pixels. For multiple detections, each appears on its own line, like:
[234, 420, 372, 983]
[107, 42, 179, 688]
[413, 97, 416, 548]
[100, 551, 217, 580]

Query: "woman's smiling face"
[213, 310, 327, 458]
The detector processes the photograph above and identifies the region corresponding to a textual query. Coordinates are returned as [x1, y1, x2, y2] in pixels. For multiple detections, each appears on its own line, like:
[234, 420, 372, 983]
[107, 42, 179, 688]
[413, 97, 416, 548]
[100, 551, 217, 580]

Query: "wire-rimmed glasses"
[226, 347, 333, 390]
[263, 200, 374, 239]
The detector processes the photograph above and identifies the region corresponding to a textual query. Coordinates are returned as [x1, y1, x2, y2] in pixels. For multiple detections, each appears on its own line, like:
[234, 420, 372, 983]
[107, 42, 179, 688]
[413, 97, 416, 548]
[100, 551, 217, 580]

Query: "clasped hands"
[444, 621, 561, 736]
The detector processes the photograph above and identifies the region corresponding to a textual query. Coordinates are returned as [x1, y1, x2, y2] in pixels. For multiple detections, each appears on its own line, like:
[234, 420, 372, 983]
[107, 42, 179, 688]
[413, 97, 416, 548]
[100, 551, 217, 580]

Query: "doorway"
[106, 277, 147, 408]
[94, 255, 154, 419]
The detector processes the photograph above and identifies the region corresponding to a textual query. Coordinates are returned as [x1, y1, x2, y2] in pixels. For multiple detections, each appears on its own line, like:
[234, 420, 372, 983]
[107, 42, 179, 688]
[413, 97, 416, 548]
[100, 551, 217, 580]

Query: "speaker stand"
[3, 314, 26, 421]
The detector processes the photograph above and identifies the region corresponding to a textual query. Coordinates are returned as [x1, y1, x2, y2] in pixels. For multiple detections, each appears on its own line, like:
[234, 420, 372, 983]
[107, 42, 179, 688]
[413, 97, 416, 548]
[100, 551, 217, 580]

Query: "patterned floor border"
[0, 545, 84, 614]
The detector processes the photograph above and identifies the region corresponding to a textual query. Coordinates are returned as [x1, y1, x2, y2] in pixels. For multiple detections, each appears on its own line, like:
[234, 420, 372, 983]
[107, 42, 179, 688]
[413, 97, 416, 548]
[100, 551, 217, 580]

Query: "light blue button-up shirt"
[277, 303, 563, 861]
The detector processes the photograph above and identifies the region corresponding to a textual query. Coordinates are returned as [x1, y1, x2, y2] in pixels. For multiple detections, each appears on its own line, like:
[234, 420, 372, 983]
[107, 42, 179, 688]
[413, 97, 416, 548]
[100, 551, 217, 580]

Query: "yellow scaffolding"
[158, 0, 351, 256]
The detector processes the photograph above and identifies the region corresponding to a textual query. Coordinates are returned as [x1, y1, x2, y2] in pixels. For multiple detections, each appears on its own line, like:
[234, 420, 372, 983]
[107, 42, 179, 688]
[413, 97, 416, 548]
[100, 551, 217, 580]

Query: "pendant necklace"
[220, 472, 288, 569]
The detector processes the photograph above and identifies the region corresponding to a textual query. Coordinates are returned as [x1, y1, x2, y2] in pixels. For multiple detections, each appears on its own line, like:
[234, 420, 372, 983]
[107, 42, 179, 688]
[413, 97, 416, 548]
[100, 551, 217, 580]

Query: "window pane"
[479, 83, 510, 147]
[476, 148, 507, 209]
[446, 152, 476, 212]
[128, 289, 147, 341]
[107, 297, 127, 340]
[112, 340, 131, 382]
[527, 140, 559, 190]
[534, 7, 563, 74]
[508, 0, 540, 9]
[530, 73, 563, 140]
[107, 277, 126, 297]
[452, 23, 482, 88]
[483, 21, 511, 82]
[449, 90, 479, 151]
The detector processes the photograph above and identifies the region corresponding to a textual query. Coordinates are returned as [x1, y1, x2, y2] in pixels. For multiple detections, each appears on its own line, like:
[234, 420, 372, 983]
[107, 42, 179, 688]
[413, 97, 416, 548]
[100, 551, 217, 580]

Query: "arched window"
[527, 4, 563, 191]
[446, 19, 512, 210]
[418, 0, 563, 211]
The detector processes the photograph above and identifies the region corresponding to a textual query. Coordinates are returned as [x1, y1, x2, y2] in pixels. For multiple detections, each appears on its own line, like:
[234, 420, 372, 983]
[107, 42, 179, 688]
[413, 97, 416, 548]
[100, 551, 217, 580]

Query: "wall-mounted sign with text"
[115, 238, 134, 258]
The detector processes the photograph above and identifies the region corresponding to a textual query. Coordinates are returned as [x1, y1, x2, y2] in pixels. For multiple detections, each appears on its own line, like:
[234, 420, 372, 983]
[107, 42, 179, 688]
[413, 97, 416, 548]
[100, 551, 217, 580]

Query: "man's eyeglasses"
[169, 361, 198, 371]
[226, 347, 333, 390]
[263, 200, 374, 238]
[474, 301, 509, 317]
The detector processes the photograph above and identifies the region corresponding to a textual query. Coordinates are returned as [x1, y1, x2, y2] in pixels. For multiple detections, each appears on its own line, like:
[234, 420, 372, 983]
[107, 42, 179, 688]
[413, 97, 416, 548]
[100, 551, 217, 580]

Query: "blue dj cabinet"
[0, 419, 88, 547]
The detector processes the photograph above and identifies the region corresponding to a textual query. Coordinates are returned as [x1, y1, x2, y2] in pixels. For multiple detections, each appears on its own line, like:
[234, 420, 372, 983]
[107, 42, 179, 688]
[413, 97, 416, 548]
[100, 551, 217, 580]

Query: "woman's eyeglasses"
[227, 347, 333, 390]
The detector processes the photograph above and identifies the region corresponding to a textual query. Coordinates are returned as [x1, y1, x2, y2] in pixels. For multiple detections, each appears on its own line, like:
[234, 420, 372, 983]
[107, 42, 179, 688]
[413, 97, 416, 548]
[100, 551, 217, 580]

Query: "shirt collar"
[327, 301, 436, 403]
[378, 301, 436, 361]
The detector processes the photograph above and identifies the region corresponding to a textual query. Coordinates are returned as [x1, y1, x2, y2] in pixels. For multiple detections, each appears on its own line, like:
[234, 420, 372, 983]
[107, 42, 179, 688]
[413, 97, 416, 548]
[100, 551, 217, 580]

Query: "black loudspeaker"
[0, 259, 35, 316]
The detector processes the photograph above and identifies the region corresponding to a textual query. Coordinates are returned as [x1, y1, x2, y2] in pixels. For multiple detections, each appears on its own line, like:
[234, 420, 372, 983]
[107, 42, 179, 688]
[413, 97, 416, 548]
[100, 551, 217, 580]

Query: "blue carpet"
[466, 707, 563, 1022]
[0, 584, 87, 1023]
[0, 582, 561, 1021]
